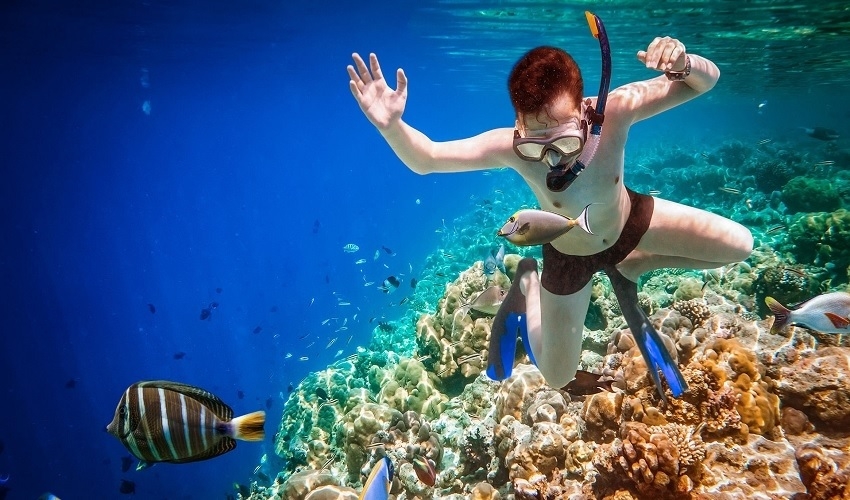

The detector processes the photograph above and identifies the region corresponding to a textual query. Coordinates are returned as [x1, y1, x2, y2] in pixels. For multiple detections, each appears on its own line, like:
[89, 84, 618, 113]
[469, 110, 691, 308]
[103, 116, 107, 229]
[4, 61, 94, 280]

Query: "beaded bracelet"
[665, 55, 691, 81]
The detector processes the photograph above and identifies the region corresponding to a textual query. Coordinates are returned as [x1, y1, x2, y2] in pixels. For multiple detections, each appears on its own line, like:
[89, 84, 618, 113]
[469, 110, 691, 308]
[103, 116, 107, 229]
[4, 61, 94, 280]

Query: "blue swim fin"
[486, 258, 538, 381]
[607, 269, 687, 400]
[486, 313, 523, 381]
[518, 314, 537, 367]
[632, 320, 687, 399]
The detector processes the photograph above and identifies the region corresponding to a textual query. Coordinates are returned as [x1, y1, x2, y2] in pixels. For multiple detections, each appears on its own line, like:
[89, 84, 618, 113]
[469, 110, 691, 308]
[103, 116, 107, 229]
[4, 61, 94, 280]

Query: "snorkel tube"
[546, 11, 612, 192]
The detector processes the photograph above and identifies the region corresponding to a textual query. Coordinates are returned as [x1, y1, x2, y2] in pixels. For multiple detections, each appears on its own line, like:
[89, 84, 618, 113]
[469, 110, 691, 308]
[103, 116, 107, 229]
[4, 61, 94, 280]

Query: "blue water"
[1, 1, 848, 499]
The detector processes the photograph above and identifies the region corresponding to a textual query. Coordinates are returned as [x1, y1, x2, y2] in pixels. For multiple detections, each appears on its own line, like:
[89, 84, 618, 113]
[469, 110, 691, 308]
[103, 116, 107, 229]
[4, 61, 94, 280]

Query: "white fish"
[335, 349, 344, 358]
[327, 338, 337, 348]
[498, 204, 593, 246]
[364, 282, 375, 287]
[338, 302, 351, 306]
[309, 298, 315, 307]
[299, 356, 309, 361]
[321, 319, 330, 325]
[343, 244, 359, 253]
[335, 326, 348, 333]
[355, 259, 367, 265]
[767, 292, 850, 334]
[284, 353, 292, 359]
[373, 250, 380, 260]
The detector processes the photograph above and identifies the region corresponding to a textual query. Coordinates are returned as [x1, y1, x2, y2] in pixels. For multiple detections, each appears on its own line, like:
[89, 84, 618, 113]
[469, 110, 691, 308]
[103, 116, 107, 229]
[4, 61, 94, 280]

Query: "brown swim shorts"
[541, 188, 654, 295]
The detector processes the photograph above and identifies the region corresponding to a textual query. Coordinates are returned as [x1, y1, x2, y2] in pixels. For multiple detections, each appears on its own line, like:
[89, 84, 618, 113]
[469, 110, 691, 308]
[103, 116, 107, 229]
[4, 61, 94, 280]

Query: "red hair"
[508, 46, 583, 119]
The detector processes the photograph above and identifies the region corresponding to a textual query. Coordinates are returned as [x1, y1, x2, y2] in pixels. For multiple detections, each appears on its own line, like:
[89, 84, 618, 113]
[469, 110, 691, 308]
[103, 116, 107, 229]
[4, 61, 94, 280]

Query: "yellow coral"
[694, 338, 780, 438]
[378, 358, 447, 419]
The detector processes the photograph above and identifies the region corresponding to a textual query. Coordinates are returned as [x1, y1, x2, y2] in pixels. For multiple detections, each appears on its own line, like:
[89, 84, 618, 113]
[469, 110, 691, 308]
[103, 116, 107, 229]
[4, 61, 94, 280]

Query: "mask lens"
[549, 136, 582, 155]
[514, 142, 546, 160]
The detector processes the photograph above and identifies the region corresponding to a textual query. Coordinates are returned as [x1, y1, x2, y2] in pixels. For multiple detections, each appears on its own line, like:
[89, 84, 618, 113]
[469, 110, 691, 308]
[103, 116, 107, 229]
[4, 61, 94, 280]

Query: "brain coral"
[781, 175, 842, 214]
[415, 263, 511, 381]
[378, 357, 448, 419]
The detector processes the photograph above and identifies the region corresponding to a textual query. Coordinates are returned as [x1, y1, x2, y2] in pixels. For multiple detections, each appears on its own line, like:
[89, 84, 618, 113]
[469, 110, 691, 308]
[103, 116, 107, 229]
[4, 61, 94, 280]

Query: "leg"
[524, 274, 593, 389]
[618, 197, 753, 281]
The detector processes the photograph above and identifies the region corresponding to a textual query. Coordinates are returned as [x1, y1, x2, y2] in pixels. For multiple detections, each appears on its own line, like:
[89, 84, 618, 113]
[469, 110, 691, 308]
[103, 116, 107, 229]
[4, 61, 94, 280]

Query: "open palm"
[348, 53, 408, 130]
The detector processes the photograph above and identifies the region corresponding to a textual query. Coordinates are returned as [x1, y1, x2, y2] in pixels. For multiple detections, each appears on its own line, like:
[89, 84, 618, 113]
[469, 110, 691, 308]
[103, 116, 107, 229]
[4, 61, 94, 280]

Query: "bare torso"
[500, 95, 632, 257]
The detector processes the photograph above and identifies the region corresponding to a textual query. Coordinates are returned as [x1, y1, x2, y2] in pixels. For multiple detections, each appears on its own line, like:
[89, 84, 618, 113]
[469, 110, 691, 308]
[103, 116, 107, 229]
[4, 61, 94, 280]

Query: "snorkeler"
[347, 12, 753, 400]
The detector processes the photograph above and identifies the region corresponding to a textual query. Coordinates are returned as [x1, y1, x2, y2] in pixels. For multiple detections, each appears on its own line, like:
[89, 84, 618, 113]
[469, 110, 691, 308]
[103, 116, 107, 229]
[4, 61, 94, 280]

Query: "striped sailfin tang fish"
[106, 380, 265, 469]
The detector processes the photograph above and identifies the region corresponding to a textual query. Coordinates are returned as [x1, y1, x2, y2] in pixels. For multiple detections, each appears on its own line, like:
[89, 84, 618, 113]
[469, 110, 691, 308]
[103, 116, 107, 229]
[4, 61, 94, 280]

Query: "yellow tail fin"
[231, 410, 265, 441]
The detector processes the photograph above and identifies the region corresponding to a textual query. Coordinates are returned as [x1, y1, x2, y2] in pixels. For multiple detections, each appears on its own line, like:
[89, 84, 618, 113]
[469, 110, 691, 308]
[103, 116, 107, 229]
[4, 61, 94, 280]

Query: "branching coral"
[672, 299, 711, 328]
[592, 421, 705, 498]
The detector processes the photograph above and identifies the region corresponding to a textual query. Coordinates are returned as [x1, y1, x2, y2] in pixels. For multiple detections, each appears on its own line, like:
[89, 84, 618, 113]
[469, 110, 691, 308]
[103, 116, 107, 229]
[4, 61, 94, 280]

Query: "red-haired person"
[347, 27, 752, 400]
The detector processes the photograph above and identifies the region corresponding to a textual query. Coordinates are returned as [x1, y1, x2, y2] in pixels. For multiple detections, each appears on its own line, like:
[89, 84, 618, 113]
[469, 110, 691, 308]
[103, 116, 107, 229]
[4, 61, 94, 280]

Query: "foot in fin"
[487, 258, 538, 380]
[632, 319, 688, 400]
[607, 269, 687, 400]
[486, 313, 525, 381]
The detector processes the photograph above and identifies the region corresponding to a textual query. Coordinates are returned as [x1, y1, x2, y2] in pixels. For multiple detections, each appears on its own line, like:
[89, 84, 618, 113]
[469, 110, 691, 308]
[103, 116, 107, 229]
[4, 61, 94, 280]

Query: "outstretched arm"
[348, 52, 514, 174]
[608, 37, 720, 125]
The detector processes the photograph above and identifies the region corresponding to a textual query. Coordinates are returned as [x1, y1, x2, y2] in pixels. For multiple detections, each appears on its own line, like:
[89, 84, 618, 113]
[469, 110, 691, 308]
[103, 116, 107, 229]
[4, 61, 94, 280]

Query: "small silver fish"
[484, 244, 506, 276]
[343, 244, 359, 253]
[497, 204, 592, 246]
[467, 285, 507, 315]
[766, 292, 850, 334]
[451, 285, 507, 333]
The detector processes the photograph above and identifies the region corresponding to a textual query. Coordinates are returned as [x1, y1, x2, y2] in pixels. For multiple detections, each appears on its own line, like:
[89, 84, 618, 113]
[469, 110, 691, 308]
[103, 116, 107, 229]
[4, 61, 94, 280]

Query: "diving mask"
[513, 110, 588, 168]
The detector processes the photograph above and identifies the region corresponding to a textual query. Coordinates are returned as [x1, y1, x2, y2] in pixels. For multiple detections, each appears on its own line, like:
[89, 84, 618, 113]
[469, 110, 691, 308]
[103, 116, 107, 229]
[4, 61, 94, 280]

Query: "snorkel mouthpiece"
[546, 164, 582, 192]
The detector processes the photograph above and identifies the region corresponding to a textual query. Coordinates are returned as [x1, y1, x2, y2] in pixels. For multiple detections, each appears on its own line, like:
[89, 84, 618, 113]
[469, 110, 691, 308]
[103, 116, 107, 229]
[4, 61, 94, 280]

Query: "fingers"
[396, 68, 407, 95]
[369, 53, 384, 81]
[347, 64, 363, 98]
[639, 37, 686, 71]
[348, 79, 361, 100]
[352, 52, 372, 84]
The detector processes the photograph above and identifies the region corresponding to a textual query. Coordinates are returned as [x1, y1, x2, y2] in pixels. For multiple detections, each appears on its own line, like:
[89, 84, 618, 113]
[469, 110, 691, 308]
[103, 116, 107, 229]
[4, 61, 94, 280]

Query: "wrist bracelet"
[665, 55, 691, 81]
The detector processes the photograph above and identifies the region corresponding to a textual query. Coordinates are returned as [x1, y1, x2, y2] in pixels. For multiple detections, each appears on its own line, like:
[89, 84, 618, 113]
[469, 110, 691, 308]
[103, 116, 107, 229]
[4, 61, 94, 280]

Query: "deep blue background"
[2, 1, 848, 499]
[0, 2, 504, 499]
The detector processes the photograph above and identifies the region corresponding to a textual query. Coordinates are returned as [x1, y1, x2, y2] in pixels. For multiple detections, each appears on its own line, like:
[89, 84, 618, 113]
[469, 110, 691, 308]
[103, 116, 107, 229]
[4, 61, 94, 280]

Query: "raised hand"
[347, 52, 408, 130]
[636, 36, 687, 72]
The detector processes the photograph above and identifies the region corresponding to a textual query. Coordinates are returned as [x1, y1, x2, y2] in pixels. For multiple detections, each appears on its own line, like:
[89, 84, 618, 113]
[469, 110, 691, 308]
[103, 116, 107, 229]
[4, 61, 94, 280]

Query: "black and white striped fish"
[106, 380, 265, 470]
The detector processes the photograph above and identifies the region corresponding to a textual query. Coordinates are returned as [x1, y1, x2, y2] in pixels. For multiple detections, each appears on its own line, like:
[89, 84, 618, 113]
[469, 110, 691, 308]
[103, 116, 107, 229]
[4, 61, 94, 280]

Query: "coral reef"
[243, 138, 850, 500]
[782, 208, 850, 283]
[781, 176, 842, 214]
[415, 263, 512, 381]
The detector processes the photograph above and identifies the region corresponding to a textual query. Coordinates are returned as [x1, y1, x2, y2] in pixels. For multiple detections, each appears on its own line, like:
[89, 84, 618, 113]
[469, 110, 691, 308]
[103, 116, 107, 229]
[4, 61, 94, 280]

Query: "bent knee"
[729, 224, 754, 261]
[537, 362, 576, 389]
